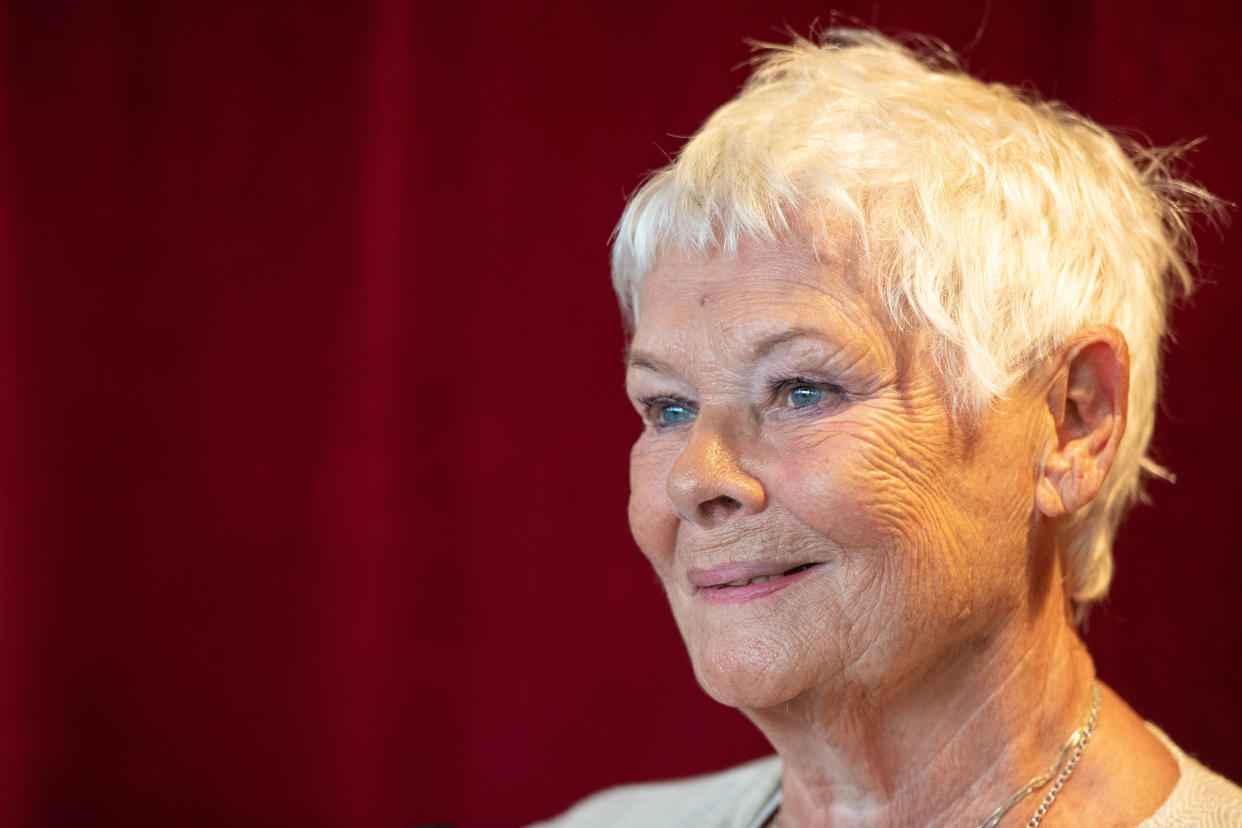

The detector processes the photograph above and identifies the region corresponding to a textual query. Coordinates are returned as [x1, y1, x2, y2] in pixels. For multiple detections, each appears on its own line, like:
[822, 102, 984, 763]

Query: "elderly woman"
[542, 30, 1241, 828]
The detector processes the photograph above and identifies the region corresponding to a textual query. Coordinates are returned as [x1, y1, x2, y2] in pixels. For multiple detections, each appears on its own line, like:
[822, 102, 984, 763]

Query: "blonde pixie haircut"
[611, 29, 1216, 614]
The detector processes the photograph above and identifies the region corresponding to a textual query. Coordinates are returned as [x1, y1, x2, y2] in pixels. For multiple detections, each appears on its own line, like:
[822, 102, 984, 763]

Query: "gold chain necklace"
[767, 681, 1103, 828]
[977, 680, 1103, 828]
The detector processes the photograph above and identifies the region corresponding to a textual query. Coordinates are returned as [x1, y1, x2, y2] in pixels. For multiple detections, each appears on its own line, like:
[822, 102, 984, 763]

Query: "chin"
[686, 626, 828, 711]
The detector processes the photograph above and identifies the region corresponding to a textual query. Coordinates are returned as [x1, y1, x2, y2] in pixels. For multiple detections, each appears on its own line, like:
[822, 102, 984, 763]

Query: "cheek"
[628, 441, 678, 570]
[771, 413, 977, 624]
[771, 412, 949, 553]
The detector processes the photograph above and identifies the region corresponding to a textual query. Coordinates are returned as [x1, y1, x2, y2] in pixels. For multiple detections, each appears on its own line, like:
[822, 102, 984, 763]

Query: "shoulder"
[1140, 725, 1242, 827]
[532, 755, 782, 828]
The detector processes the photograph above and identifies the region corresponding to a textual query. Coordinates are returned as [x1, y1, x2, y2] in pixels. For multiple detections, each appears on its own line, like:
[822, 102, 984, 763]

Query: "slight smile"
[690, 562, 823, 604]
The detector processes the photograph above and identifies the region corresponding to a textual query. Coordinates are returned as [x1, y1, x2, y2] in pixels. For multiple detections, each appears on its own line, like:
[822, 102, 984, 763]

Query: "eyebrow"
[623, 347, 673, 374]
[749, 327, 834, 361]
[623, 327, 837, 374]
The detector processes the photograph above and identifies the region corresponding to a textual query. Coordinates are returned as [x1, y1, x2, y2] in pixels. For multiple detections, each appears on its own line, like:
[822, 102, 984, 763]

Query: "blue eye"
[787, 385, 824, 407]
[659, 403, 695, 424]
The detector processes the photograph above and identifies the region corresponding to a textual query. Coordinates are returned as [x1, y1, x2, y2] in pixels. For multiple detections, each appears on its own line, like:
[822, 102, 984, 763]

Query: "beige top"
[536, 725, 1242, 827]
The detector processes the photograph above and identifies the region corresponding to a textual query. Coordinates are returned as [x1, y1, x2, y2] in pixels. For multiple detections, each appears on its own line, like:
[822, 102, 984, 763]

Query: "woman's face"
[624, 237, 1051, 712]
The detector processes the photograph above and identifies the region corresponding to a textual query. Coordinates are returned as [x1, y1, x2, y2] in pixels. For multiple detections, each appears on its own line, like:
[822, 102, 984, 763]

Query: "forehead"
[630, 237, 898, 366]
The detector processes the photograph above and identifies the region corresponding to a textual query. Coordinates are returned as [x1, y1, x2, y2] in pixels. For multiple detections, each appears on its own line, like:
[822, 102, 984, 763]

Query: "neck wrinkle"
[751, 556, 1095, 828]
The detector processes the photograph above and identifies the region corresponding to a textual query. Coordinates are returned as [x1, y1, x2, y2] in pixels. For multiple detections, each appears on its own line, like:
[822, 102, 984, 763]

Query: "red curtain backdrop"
[1, 2, 1239, 826]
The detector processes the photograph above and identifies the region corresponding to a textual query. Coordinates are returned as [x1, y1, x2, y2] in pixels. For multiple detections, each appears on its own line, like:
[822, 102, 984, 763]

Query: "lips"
[707, 563, 817, 589]
[688, 561, 822, 604]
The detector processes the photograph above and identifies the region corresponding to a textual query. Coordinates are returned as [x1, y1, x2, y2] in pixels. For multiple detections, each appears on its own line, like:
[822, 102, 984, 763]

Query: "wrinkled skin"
[622, 236, 1178, 826]
[625, 238, 1046, 712]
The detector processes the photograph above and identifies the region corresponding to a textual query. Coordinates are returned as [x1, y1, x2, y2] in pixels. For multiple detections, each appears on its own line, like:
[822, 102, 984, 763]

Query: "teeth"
[712, 564, 817, 589]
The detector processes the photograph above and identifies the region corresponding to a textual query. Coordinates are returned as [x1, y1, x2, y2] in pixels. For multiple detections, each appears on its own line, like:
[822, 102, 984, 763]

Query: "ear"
[1035, 325, 1130, 518]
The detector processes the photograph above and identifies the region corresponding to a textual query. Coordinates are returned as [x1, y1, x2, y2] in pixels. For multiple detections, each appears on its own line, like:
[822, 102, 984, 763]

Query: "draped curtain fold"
[1, 2, 1238, 825]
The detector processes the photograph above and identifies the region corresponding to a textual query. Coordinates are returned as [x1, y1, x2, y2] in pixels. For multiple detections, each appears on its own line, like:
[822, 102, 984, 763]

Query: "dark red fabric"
[1, 2, 1239, 826]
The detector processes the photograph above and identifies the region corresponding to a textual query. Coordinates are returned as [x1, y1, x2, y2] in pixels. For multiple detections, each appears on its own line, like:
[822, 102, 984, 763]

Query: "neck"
[748, 556, 1095, 827]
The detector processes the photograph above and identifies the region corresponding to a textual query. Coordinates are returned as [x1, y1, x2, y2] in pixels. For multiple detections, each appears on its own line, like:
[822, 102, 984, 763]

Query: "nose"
[666, 420, 766, 528]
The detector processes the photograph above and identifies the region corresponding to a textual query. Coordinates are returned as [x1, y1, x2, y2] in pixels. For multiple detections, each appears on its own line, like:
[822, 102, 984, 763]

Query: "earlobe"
[1036, 326, 1130, 518]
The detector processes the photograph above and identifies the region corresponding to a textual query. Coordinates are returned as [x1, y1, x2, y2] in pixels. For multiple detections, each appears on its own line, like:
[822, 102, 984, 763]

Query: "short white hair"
[611, 29, 1219, 613]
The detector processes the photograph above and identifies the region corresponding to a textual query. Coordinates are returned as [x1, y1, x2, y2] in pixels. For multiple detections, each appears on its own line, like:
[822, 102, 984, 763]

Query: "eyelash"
[638, 396, 697, 430]
[637, 377, 847, 429]
[768, 376, 848, 407]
